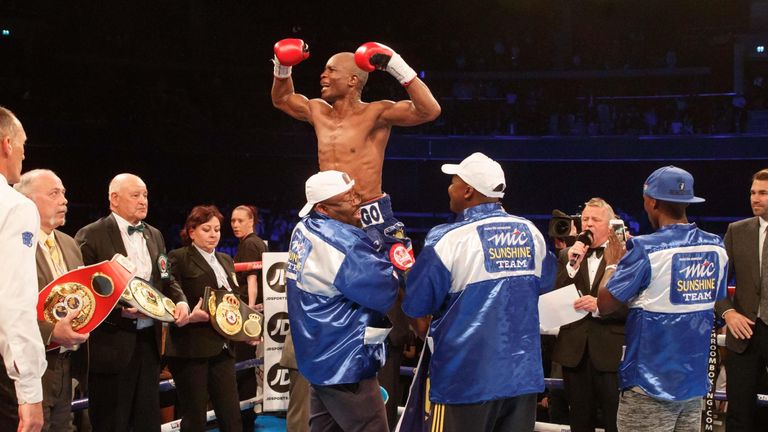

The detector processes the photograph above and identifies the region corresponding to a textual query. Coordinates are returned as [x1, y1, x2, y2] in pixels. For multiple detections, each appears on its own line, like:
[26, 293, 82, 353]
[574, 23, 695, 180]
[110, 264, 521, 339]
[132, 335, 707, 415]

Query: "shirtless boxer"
[272, 39, 440, 427]
[271, 40, 440, 252]
[271, 40, 440, 199]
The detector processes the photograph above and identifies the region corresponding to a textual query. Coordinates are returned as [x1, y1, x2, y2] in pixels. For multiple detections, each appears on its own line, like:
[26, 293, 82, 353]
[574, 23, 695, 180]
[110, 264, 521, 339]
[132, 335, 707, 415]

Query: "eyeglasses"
[322, 190, 361, 207]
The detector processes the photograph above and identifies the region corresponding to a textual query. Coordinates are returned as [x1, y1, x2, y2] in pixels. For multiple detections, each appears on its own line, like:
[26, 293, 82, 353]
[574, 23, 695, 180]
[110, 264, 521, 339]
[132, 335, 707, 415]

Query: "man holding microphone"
[552, 198, 626, 432]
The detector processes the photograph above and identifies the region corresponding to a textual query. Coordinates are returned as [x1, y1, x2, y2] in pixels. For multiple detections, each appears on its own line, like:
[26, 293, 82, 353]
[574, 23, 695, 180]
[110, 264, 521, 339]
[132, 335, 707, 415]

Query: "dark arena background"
[2, 0, 766, 254]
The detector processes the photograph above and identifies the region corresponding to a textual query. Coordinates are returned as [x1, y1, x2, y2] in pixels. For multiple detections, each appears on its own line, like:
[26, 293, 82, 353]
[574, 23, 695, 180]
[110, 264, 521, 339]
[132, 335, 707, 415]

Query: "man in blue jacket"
[402, 152, 557, 432]
[597, 166, 728, 432]
[287, 170, 398, 432]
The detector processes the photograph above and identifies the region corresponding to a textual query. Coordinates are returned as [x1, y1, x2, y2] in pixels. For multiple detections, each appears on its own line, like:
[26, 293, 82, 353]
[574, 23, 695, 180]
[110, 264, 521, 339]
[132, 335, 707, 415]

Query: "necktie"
[760, 226, 768, 323]
[45, 237, 65, 277]
[586, 247, 604, 259]
[208, 254, 232, 291]
[127, 222, 145, 235]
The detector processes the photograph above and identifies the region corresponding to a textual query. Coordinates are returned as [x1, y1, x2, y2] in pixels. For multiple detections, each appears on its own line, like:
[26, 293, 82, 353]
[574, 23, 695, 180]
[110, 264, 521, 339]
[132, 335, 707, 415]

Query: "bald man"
[272, 44, 440, 203]
[75, 173, 189, 432]
[272, 42, 441, 426]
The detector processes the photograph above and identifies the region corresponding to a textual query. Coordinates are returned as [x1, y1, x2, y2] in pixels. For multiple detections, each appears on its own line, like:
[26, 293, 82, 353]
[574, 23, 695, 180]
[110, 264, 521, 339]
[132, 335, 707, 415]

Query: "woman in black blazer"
[165, 205, 242, 432]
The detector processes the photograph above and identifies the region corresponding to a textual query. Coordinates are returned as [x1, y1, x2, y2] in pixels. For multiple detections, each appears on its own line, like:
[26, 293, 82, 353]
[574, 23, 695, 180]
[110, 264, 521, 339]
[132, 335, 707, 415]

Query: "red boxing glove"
[354, 42, 393, 72]
[273, 38, 309, 78]
[355, 42, 417, 86]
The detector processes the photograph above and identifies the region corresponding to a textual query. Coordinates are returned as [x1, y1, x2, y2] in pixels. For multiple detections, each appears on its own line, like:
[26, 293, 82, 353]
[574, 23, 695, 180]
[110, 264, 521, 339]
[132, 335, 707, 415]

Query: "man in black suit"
[552, 197, 626, 432]
[0, 169, 89, 431]
[715, 168, 768, 432]
[75, 173, 189, 432]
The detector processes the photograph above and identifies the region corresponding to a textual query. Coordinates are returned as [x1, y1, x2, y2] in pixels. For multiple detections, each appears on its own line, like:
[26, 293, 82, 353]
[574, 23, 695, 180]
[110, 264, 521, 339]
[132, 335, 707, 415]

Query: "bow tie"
[127, 223, 146, 235]
[586, 247, 604, 259]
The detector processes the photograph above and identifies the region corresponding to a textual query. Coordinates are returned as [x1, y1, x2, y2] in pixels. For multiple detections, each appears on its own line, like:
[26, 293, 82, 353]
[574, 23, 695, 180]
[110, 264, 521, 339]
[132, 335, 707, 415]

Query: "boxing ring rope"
[70, 360, 745, 431]
[534, 423, 604, 432]
[233, 261, 263, 272]
[68, 262, 747, 430]
[67, 262, 267, 429]
[70, 358, 263, 412]
[70, 359, 264, 431]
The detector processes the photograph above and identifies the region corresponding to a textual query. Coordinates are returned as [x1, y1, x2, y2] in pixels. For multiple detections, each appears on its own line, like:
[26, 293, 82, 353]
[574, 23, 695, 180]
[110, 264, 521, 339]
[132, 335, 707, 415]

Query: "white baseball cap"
[298, 170, 356, 217]
[441, 152, 506, 198]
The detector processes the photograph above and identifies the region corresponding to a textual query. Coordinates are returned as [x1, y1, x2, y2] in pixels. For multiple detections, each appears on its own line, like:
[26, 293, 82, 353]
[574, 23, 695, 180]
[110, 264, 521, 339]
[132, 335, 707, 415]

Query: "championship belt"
[203, 287, 263, 341]
[119, 276, 176, 323]
[37, 254, 137, 351]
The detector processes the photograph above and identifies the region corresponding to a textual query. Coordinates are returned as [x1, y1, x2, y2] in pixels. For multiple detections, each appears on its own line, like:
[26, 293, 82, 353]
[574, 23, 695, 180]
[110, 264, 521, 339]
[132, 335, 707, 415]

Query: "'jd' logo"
[266, 262, 287, 293]
[267, 312, 290, 343]
[267, 364, 291, 393]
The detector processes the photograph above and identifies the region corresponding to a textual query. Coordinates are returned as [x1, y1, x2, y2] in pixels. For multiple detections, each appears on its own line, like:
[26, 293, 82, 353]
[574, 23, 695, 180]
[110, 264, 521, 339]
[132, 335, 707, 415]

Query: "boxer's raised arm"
[271, 77, 312, 122]
[379, 79, 441, 127]
[271, 38, 312, 122]
[354, 42, 441, 126]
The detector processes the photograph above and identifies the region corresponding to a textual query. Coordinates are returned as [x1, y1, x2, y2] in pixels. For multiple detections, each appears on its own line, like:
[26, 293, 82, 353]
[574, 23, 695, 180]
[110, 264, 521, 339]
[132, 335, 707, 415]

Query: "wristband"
[272, 57, 292, 79]
[605, 264, 617, 271]
[386, 54, 417, 86]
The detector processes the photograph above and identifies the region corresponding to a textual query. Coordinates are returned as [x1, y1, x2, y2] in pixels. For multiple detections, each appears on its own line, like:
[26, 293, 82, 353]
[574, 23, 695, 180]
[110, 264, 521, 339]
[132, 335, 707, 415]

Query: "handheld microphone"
[568, 230, 594, 266]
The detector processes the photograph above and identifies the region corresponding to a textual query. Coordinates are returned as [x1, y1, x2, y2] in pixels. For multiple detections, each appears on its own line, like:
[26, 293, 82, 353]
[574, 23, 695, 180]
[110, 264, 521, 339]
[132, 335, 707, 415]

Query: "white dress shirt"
[0, 174, 47, 404]
[565, 241, 608, 285]
[112, 212, 154, 329]
[565, 241, 607, 317]
[193, 244, 232, 291]
[193, 245, 231, 349]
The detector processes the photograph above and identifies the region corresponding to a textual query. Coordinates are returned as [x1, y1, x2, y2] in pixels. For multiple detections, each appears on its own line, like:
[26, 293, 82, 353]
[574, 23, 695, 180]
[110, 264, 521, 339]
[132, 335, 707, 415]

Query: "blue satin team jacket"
[403, 202, 557, 404]
[286, 212, 398, 386]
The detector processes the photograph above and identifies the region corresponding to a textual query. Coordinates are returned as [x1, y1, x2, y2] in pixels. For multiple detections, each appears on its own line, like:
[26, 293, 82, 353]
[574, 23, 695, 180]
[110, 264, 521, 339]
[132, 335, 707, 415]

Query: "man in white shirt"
[0, 106, 46, 432]
[75, 173, 189, 432]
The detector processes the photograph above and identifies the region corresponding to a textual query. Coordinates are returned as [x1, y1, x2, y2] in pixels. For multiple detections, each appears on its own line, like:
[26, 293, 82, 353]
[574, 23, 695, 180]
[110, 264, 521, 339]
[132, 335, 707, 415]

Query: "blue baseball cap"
[643, 166, 705, 204]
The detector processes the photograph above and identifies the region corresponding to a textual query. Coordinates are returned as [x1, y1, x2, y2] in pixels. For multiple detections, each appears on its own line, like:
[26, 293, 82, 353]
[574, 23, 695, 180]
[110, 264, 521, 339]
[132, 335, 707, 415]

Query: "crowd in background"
[0, 0, 752, 141]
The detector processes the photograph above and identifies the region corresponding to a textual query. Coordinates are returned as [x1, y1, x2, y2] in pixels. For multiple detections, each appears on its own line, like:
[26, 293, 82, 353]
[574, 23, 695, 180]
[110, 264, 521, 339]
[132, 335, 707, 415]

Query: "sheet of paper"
[538, 284, 588, 331]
